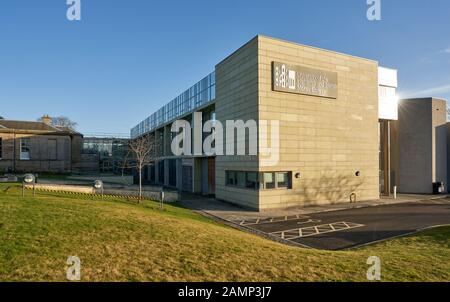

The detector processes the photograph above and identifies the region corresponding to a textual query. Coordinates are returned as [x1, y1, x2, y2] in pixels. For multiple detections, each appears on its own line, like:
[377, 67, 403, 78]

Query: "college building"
[131, 35, 448, 210]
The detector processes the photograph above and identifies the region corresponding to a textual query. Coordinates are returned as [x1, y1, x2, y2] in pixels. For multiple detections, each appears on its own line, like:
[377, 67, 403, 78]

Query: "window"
[236, 172, 246, 188]
[260, 172, 292, 190]
[262, 172, 276, 189]
[226, 171, 236, 186]
[226, 171, 253, 190]
[225, 171, 292, 190]
[0, 137, 2, 159]
[276, 172, 290, 188]
[20, 138, 31, 160]
[246, 172, 258, 189]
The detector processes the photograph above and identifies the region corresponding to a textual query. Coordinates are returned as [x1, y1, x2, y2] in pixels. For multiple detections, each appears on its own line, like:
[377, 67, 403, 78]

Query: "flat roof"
[217, 34, 379, 67]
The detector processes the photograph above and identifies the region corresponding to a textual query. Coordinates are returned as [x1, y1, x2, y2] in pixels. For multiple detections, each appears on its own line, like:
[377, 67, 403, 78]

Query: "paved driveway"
[230, 199, 450, 250]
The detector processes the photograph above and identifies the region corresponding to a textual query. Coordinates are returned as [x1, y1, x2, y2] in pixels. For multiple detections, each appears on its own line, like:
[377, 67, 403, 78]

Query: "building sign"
[272, 62, 338, 99]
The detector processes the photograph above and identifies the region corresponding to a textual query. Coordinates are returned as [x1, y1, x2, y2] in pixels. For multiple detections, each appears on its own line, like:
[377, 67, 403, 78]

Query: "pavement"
[179, 194, 450, 250]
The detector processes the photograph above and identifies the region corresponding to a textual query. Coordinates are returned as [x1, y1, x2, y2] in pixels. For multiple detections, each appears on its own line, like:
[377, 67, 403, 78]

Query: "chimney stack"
[41, 115, 52, 125]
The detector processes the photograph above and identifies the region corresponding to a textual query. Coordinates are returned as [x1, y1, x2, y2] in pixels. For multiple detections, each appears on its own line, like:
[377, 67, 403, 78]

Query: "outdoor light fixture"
[93, 180, 103, 189]
[93, 180, 104, 199]
[295, 172, 301, 179]
[355, 171, 361, 177]
[22, 173, 36, 197]
[23, 174, 35, 184]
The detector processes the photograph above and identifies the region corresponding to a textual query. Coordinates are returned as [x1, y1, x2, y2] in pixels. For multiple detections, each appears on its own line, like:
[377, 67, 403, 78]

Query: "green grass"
[0, 183, 449, 282]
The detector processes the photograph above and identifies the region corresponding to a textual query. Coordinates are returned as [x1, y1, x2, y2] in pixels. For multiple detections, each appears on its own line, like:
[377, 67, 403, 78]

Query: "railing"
[82, 132, 131, 139]
[131, 72, 216, 138]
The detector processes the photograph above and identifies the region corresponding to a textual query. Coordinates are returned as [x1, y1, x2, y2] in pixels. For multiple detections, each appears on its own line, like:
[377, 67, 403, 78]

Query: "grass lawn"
[0, 183, 449, 282]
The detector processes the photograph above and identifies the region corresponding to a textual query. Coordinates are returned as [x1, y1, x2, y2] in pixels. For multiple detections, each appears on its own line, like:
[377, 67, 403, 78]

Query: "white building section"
[378, 67, 398, 121]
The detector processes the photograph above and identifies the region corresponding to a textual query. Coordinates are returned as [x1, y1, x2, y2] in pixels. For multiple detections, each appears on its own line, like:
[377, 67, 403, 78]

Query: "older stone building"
[0, 116, 84, 173]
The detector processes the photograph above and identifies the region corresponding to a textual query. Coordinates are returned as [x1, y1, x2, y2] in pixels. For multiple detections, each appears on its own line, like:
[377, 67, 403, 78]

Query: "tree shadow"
[294, 170, 366, 207]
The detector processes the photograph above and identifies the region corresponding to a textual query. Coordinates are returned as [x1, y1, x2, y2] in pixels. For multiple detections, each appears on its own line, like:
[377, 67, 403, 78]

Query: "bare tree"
[38, 116, 78, 130]
[53, 116, 78, 130]
[124, 134, 157, 203]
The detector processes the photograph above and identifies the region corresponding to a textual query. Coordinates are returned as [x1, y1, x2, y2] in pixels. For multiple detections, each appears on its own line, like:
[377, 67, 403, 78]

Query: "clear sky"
[0, 0, 449, 135]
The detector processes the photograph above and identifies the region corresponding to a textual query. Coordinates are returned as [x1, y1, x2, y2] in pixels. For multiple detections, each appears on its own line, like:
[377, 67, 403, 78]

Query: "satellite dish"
[23, 174, 35, 184]
[93, 180, 103, 189]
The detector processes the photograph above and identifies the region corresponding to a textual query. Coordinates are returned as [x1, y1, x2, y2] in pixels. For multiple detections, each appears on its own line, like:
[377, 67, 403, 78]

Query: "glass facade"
[131, 72, 216, 138]
[82, 137, 131, 174]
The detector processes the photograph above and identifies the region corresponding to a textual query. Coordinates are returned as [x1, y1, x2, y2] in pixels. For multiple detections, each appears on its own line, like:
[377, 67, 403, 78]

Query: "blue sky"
[0, 0, 449, 134]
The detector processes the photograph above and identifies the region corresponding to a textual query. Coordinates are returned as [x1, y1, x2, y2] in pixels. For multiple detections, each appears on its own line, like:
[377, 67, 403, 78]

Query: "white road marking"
[297, 219, 321, 225]
[238, 214, 310, 226]
[271, 222, 365, 240]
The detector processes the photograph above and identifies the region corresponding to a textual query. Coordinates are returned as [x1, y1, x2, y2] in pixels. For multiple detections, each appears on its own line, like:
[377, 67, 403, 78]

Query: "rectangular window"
[225, 171, 256, 190]
[246, 172, 258, 189]
[276, 172, 290, 188]
[20, 138, 31, 160]
[260, 172, 292, 190]
[262, 172, 276, 189]
[226, 171, 236, 186]
[0, 137, 2, 159]
[236, 172, 246, 188]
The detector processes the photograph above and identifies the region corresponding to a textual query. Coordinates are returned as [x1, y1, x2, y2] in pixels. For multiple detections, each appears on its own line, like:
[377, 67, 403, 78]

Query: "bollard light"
[93, 180, 103, 189]
[23, 174, 35, 184]
[93, 180, 104, 200]
[22, 174, 36, 197]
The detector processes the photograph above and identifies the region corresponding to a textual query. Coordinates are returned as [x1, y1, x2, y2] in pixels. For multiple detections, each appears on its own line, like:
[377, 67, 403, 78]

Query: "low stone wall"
[0, 175, 19, 183]
[24, 183, 180, 202]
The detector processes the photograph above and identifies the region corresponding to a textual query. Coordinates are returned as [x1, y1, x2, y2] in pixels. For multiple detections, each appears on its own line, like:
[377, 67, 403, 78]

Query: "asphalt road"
[236, 199, 450, 250]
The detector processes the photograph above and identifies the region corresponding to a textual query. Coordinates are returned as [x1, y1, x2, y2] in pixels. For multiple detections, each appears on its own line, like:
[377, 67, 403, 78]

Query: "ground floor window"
[226, 171, 292, 190]
[246, 172, 258, 189]
[262, 172, 275, 189]
[226, 171, 237, 186]
[236, 171, 246, 187]
[276, 172, 290, 188]
[20, 138, 31, 160]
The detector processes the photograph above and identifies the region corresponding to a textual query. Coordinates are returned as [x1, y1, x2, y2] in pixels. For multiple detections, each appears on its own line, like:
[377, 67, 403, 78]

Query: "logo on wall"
[272, 62, 338, 99]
